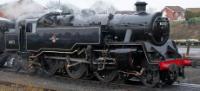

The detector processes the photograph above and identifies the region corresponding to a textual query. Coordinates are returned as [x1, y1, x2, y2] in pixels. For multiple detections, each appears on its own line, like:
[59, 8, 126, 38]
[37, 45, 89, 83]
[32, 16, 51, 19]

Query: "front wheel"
[140, 69, 160, 87]
[162, 64, 179, 85]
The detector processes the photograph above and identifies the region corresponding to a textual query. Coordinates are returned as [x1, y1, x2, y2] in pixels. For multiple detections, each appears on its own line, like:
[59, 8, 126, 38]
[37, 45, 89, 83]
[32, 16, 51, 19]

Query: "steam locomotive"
[0, 2, 192, 87]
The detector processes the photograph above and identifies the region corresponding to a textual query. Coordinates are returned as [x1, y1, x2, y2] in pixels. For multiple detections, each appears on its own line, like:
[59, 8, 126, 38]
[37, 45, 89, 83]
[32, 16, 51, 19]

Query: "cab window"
[26, 22, 37, 33]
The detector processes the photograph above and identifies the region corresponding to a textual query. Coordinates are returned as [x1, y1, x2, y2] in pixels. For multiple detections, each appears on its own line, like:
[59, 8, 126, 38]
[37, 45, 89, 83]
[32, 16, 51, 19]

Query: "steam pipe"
[124, 29, 132, 43]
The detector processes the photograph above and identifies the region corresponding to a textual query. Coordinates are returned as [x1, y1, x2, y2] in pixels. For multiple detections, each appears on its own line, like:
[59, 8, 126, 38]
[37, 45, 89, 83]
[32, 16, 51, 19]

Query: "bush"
[187, 17, 200, 25]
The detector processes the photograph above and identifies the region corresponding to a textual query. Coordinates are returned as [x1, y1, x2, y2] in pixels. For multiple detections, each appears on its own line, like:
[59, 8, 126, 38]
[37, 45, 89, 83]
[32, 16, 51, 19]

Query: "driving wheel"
[42, 59, 60, 76]
[94, 70, 118, 82]
[65, 56, 88, 79]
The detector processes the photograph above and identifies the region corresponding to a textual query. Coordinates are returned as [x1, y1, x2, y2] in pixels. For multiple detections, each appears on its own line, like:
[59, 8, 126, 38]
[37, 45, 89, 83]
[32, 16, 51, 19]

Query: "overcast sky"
[1, 0, 200, 11]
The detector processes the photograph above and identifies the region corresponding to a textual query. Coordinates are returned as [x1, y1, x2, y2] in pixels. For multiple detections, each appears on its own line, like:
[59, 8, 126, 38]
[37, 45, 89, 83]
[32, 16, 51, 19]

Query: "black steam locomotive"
[0, 2, 192, 87]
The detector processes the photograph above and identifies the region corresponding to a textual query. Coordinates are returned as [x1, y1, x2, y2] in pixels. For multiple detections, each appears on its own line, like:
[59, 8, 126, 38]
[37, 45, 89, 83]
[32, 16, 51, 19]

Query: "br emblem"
[49, 33, 59, 43]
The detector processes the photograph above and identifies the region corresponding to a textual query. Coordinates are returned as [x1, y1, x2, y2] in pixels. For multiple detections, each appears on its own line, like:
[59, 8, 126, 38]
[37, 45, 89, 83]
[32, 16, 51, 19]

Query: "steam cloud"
[0, 0, 117, 21]
[45, 0, 117, 26]
[1, 0, 46, 20]
[0, 0, 158, 22]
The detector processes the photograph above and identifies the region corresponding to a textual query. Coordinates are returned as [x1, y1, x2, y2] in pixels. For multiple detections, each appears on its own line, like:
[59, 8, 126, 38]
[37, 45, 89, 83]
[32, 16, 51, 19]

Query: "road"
[0, 67, 200, 91]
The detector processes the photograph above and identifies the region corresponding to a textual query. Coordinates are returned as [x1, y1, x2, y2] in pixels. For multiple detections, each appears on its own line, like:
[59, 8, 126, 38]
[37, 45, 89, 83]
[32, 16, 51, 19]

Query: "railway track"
[0, 67, 200, 91]
[0, 68, 141, 91]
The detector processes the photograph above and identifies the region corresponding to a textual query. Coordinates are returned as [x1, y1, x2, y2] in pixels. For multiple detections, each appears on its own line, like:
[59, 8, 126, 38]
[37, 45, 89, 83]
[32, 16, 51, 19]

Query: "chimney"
[135, 2, 147, 12]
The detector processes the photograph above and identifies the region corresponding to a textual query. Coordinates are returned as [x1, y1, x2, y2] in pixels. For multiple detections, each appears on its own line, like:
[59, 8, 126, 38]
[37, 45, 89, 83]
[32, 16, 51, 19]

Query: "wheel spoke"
[94, 70, 118, 82]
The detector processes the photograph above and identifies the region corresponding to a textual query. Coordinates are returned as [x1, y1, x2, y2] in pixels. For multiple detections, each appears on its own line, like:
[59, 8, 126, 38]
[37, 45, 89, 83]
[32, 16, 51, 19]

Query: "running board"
[44, 56, 90, 64]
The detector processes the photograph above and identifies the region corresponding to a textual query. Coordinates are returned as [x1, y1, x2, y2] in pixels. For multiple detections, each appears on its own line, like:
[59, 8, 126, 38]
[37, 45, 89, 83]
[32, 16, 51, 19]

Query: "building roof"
[186, 8, 200, 13]
[165, 6, 185, 12]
